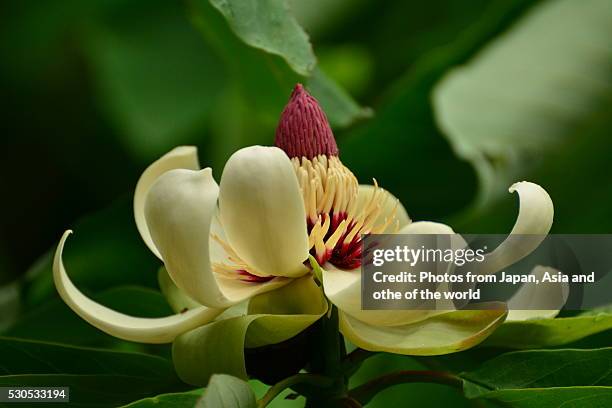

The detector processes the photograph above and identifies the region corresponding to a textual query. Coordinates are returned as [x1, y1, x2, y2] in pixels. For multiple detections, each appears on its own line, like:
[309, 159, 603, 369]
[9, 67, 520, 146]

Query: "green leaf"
[208, 0, 315, 76]
[190, 0, 368, 131]
[483, 314, 612, 349]
[172, 276, 327, 385]
[466, 387, 612, 408]
[196, 374, 256, 408]
[0, 374, 185, 408]
[0, 336, 176, 378]
[460, 348, 612, 407]
[86, 0, 227, 160]
[22, 196, 159, 309]
[433, 0, 612, 205]
[121, 389, 204, 408]
[0, 337, 186, 407]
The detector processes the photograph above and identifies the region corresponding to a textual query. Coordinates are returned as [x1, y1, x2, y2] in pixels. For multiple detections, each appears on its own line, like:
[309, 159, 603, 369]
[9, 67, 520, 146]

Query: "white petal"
[399, 221, 466, 311]
[53, 230, 223, 344]
[219, 146, 309, 278]
[323, 263, 440, 327]
[476, 182, 554, 275]
[506, 265, 569, 321]
[357, 184, 411, 231]
[145, 168, 289, 308]
[398, 220, 454, 234]
[324, 221, 462, 327]
[134, 146, 200, 260]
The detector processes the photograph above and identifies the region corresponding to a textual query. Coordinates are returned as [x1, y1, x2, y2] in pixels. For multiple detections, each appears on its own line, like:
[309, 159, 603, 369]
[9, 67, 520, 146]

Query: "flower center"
[276, 85, 398, 270]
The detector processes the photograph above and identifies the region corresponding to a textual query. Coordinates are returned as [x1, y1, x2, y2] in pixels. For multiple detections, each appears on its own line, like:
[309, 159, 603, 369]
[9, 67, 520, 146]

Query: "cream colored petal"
[219, 146, 309, 278]
[134, 146, 200, 260]
[322, 263, 441, 327]
[506, 265, 569, 321]
[53, 230, 223, 344]
[399, 221, 465, 310]
[339, 305, 507, 355]
[476, 182, 554, 275]
[145, 168, 289, 308]
[324, 221, 462, 327]
[398, 220, 454, 234]
[357, 184, 411, 231]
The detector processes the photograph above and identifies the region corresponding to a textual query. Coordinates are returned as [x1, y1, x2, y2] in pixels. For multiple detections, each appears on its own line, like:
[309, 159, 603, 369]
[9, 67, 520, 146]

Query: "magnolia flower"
[53, 84, 553, 385]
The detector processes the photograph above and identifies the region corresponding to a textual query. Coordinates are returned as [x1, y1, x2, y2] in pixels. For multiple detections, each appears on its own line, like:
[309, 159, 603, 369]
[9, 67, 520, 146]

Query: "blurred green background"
[0, 0, 611, 406]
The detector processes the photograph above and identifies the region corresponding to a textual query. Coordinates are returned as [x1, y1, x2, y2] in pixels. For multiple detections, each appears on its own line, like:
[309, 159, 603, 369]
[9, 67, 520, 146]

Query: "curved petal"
[398, 220, 454, 234]
[339, 304, 507, 355]
[173, 276, 327, 385]
[476, 182, 554, 275]
[134, 146, 200, 260]
[219, 146, 309, 278]
[399, 221, 465, 311]
[323, 221, 461, 327]
[357, 184, 411, 231]
[53, 230, 224, 344]
[323, 263, 439, 327]
[506, 265, 569, 321]
[145, 168, 289, 308]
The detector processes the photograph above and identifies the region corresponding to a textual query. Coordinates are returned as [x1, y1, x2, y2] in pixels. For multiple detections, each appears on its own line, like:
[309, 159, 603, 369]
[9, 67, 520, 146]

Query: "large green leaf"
[0, 337, 185, 407]
[0, 337, 176, 378]
[466, 387, 612, 408]
[196, 374, 256, 408]
[483, 314, 612, 349]
[460, 348, 612, 407]
[0, 374, 184, 408]
[190, 0, 369, 132]
[433, 0, 612, 205]
[172, 276, 327, 385]
[85, 0, 227, 161]
[208, 0, 315, 76]
[22, 196, 159, 309]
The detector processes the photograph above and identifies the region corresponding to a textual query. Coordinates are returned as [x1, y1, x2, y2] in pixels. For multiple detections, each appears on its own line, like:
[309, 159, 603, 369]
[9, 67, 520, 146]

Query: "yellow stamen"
[293, 155, 400, 266]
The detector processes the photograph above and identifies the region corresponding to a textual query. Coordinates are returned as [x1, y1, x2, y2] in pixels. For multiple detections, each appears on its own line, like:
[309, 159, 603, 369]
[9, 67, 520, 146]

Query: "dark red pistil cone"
[275, 84, 339, 159]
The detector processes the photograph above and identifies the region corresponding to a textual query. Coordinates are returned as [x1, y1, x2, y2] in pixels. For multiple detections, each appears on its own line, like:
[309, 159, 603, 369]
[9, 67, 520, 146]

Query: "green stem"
[257, 373, 334, 408]
[349, 370, 463, 405]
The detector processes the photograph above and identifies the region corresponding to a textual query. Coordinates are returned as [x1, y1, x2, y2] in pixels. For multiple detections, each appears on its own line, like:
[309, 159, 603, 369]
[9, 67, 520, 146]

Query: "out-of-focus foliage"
[434, 0, 612, 228]
[1, 0, 612, 407]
